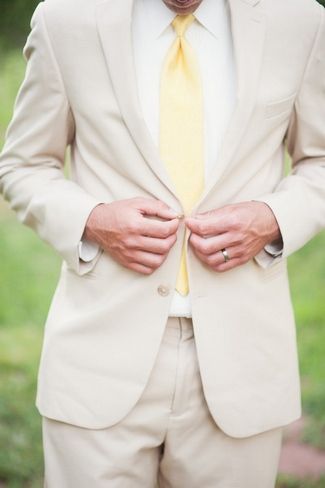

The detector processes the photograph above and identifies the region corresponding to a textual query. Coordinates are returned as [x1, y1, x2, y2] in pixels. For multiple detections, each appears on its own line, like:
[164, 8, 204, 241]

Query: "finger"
[190, 247, 221, 267]
[131, 234, 177, 254]
[185, 216, 228, 237]
[129, 250, 166, 269]
[189, 232, 230, 255]
[207, 246, 243, 267]
[128, 262, 154, 275]
[192, 209, 217, 219]
[141, 217, 180, 238]
[193, 205, 233, 221]
[191, 245, 243, 268]
[136, 198, 180, 220]
[213, 256, 248, 273]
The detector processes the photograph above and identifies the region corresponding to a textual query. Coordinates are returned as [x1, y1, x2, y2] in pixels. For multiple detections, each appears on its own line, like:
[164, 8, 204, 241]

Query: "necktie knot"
[172, 14, 195, 38]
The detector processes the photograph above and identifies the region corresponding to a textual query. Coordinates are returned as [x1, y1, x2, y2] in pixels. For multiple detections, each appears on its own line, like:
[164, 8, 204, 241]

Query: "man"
[0, 0, 324, 485]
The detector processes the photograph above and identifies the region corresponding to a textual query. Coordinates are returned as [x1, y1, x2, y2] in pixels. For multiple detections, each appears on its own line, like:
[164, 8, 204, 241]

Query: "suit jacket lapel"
[95, 0, 176, 195]
[195, 0, 266, 210]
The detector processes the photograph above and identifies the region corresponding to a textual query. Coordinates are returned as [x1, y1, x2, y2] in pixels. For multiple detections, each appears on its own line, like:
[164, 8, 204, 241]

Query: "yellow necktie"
[160, 14, 205, 296]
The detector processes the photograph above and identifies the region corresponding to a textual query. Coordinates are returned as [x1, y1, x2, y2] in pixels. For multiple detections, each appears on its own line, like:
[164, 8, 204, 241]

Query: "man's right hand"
[83, 197, 180, 275]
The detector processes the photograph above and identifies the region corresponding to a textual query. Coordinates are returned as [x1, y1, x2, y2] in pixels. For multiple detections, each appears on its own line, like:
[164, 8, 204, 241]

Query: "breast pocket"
[265, 93, 296, 119]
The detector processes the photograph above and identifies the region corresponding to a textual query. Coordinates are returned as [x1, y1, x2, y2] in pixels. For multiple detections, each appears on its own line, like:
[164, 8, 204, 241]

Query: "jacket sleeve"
[0, 4, 102, 274]
[254, 5, 325, 267]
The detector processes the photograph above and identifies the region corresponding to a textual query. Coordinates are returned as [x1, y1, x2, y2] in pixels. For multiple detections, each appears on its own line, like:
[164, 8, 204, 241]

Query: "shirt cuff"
[79, 239, 100, 263]
[264, 238, 283, 258]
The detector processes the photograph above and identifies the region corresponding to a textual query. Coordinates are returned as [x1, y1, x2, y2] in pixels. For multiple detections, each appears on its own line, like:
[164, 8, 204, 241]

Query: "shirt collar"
[136, 0, 228, 41]
[136, 0, 174, 40]
[195, 0, 228, 40]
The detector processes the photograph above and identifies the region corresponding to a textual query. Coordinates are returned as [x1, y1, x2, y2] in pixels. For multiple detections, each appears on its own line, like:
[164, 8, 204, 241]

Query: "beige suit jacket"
[0, 0, 324, 438]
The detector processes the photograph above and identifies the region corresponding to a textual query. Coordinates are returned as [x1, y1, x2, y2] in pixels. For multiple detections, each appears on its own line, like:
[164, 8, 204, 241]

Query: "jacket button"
[158, 285, 170, 297]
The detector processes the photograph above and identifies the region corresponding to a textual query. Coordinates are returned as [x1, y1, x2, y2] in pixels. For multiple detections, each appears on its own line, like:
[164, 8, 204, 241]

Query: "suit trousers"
[42, 317, 283, 487]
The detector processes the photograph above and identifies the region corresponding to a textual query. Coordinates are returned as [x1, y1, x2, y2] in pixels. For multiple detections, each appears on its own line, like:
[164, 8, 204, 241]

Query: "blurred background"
[0, 1, 324, 487]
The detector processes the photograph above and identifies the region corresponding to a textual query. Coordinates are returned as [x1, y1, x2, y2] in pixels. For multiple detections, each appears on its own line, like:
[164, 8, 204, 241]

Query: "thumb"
[138, 199, 180, 220]
[192, 210, 216, 220]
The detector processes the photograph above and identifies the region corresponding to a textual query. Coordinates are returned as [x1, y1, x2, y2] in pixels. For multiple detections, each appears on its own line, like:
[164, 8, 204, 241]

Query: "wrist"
[256, 201, 281, 243]
[267, 215, 281, 243]
[253, 200, 282, 244]
[268, 224, 281, 243]
[83, 203, 106, 242]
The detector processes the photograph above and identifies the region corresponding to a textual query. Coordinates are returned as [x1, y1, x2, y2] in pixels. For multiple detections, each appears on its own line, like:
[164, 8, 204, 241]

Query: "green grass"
[0, 323, 45, 488]
[289, 236, 325, 449]
[0, 206, 60, 488]
[0, 212, 61, 328]
[0, 48, 25, 141]
[277, 476, 325, 488]
[0, 49, 324, 487]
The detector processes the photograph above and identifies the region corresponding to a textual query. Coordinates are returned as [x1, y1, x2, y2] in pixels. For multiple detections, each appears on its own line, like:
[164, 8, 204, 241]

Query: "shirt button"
[158, 285, 170, 297]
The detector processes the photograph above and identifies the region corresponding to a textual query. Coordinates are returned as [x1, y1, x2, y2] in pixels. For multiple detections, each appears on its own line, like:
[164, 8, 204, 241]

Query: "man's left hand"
[185, 201, 281, 273]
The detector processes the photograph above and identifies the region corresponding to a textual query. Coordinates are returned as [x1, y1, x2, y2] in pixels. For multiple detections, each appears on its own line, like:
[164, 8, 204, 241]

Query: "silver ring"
[221, 248, 230, 262]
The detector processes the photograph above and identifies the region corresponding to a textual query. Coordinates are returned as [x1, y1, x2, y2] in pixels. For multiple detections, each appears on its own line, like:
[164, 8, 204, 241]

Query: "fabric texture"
[43, 318, 283, 488]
